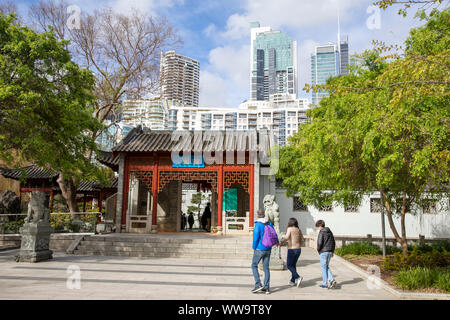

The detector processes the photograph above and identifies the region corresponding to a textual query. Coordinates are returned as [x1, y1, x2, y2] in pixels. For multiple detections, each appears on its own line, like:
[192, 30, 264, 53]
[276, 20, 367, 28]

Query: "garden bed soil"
[340, 254, 448, 294]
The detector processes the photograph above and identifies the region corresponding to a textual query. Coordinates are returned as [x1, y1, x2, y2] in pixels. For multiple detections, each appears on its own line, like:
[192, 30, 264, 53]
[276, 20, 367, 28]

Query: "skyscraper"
[250, 22, 298, 101]
[160, 51, 200, 107]
[311, 36, 349, 105]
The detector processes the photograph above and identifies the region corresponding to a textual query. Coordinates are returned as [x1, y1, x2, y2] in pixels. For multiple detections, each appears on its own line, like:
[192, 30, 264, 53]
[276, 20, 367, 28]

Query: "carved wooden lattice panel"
[159, 171, 217, 193]
[130, 171, 153, 190]
[224, 171, 249, 193]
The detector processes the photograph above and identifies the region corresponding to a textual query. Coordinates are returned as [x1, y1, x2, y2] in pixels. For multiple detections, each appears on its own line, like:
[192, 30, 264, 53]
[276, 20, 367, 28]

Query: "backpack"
[262, 222, 278, 248]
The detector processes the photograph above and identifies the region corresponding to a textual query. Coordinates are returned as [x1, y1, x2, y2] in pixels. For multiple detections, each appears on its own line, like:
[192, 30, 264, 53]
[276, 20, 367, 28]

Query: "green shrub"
[1, 219, 25, 233]
[385, 245, 402, 255]
[50, 213, 97, 233]
[408, 241, 450, 253]
[393, 267, 450, 292]
[381, 248, 449, 271]
[335, 241, 381, 256]
[435, 270, 450, 292]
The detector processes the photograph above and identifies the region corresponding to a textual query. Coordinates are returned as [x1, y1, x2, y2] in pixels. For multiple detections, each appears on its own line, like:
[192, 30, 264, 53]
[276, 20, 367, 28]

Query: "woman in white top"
[279, 218, 305, 287]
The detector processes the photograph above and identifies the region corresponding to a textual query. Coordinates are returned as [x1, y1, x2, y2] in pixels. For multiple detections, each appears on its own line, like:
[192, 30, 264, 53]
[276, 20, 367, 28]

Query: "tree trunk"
[381, 190, 404, 253]
[57, 173, 79, 219]
[400, 192, 408, 255]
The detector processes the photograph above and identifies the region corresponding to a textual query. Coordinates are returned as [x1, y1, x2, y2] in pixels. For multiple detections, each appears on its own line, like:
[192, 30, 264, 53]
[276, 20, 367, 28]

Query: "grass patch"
[335, 241, 381, 256]
[393, 267, 450, 292]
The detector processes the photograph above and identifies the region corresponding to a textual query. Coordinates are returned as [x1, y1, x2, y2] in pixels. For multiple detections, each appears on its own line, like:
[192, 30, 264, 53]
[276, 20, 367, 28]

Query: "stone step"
[73, 249, 253, 260]
[76, 244, 250, 254]
[83, 238, 251, 245]
[79, 241, 252, 249]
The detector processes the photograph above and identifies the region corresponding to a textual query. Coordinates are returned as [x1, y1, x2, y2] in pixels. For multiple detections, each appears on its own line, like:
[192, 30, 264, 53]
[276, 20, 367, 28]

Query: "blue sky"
[11, 0, 426, 107]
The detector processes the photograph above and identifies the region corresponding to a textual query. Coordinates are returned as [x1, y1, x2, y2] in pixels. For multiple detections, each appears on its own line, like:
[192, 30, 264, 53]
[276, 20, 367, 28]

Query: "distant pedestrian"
[251, 209, 278, 295]
[181, 212, 187, 230]
[316, 220, 336, 289]
[188, 212, 194, 230]
[201, 203, 211, 231]
[279, 218, 305, 287]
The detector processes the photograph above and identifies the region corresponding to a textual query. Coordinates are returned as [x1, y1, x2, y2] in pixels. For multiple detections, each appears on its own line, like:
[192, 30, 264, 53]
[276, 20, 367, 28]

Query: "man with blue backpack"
[251, 209, 279, 294]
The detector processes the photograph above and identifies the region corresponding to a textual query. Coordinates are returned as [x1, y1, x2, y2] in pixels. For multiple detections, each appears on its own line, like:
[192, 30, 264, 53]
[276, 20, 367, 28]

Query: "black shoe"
[251, 286, 263, 293]
[261, 288, 270, 295]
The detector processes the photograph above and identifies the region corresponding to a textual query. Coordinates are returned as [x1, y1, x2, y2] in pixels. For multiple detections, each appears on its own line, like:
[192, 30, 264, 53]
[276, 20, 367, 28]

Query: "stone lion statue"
[263, 194, 280, 233]
[25, 191, 50, 223]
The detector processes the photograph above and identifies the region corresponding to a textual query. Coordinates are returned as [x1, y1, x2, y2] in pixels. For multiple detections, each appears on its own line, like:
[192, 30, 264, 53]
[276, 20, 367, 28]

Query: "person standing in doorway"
[202, 202, 211, 232]
[316, 220, 337, 289]
[188, 212, 194, 230]
[279, 218, 305, 287]
[251, 209, 277, 295]
[181, 212, 187, 231]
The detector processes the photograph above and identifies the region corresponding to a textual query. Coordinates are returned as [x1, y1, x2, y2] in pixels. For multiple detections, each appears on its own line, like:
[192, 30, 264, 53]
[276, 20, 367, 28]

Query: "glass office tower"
[311, 36, 349, 105]
[250, 22, 298, 101]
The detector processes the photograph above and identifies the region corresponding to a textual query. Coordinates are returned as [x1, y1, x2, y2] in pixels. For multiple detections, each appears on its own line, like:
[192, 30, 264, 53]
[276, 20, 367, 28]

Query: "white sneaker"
[289, 281, 295, 286]
[296, 276, 303, 288]
[328, 279, 337, 289]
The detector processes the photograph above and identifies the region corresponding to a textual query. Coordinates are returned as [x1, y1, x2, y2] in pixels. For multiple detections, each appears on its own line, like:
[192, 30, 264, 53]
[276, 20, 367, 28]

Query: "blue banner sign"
[172, 154, 205, 168]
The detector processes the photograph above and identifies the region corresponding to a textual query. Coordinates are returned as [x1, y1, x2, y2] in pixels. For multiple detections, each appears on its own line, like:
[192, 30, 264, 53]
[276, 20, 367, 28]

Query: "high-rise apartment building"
[311, 36, 349, 105]
[160, 51, 200, 107]
[250, 22, 298, 101]
[122, 97, 170, 130]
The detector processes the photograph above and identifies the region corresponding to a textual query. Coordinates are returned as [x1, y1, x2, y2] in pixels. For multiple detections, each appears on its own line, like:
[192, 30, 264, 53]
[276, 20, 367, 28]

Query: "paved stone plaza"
[0, 246, 396, 300]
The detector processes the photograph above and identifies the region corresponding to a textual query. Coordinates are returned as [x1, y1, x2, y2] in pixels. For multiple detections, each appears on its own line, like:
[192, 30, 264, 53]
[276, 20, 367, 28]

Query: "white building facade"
[164, 95, 310, 146]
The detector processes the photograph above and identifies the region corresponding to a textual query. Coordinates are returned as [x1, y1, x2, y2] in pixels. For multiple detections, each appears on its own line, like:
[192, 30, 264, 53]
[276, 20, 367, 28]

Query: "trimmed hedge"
[335, 241, 381, 256]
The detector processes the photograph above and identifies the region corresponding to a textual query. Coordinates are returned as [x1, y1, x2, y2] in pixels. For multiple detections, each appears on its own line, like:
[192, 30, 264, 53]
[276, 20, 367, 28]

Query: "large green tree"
[0, 13, 102, 212]
[279, 9, 449, 254]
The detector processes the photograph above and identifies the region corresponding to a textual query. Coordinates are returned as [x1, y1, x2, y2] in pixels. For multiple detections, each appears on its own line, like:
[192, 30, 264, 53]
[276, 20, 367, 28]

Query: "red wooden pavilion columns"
[151, 154, 159, 233]
[249, 164, 255, 228]
[217, 164, 224, 234]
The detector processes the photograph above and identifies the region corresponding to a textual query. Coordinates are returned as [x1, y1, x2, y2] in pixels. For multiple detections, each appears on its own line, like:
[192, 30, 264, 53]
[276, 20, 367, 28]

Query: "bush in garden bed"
[50, 213, 97, 233]
[0, 218, 25, 234]
[393, 267, 450, 292]
[335, 241, 381, 256]
[381, 248, 450, 271]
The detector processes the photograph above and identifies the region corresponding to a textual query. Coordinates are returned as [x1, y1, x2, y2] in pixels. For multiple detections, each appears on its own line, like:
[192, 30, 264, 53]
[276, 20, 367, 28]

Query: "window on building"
[293, 197, 308, 212]
[275, 178, 283, 189]
[370, 198, 383, 213]
[344, 206, 359, 213]
[394, 201, 411, 215]
[263, 113, 271, 118]
[422, 200, 438, 214]
[319, 204, 333, 212]
[239, 114, 247, 119]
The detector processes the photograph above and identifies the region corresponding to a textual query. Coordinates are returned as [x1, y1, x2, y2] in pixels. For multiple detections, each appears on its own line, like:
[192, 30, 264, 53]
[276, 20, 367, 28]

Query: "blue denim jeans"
[286, 248, 301, 283]
[251, 249, 271, 289]
[319, 252, 334, 286]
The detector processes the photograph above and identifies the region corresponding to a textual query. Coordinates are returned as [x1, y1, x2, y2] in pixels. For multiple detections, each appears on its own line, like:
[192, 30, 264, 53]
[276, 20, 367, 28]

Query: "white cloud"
[109, 0, 184, 14]
[199, 71, 229, 107]
[203, 23, 217, 37]
[221, 0, 363, 40]
[298, 39, 319, 94]
[208, 45, 250, 89]
[199, 45, 250, 107]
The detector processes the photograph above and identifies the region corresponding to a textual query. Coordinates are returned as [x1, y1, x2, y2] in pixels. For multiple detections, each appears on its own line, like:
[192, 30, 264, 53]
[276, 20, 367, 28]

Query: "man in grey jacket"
[316, 220, 336, 289]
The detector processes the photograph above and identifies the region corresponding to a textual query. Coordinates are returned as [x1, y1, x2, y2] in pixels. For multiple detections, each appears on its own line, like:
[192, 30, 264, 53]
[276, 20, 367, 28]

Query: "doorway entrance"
[181, 183, 212, 233]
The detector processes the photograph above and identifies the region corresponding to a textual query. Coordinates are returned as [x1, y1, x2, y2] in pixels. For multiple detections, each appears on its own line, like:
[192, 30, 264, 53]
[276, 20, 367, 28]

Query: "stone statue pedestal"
[269, 245, 286, 270]
[15, 221, 54, 263]
[258, 246, 286, 271]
